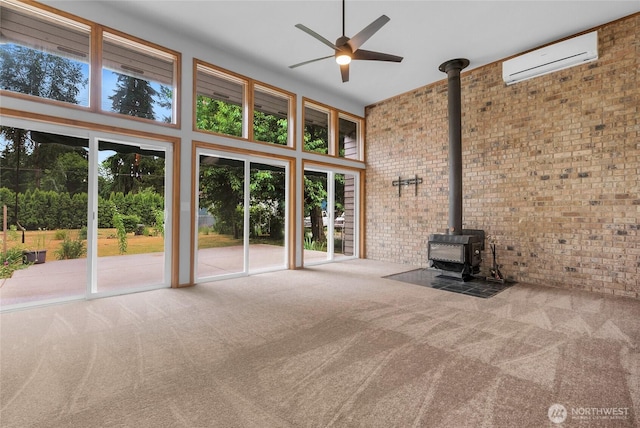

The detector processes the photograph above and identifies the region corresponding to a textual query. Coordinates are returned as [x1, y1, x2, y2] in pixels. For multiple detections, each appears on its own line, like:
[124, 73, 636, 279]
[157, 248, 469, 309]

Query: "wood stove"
[428, 58, 484, 280]
[428, 230, 484, 279]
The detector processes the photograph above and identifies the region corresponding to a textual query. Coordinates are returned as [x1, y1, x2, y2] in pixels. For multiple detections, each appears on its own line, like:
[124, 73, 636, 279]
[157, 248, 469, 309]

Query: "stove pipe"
[439, 58, 469, 235]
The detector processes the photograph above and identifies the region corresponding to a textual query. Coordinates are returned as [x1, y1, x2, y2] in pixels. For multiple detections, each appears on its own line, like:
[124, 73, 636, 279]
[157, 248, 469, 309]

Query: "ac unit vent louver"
[502, 31, 598, 85]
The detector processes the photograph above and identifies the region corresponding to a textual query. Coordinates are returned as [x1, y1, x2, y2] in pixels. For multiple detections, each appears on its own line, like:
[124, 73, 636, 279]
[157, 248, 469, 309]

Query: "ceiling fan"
[289, 0, 403, 82]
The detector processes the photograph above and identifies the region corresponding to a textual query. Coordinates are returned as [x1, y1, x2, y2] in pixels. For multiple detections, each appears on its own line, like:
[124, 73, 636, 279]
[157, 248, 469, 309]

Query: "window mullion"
[91, 25, 102, 113]
[245, 80, 254, 140]
[330, 110, 338, 157]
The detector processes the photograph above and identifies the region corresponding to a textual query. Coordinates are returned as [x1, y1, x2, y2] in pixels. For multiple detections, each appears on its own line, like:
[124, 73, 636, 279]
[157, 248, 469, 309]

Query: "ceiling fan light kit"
[336, 53, 351, 65]
[290, 0, 402, 82]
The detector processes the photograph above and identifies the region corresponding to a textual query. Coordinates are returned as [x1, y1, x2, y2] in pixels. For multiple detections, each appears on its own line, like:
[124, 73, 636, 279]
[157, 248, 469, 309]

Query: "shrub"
[199, 225, 212, 235]
[98, 197, 116, 228]
[121, 214, 141, 233]
[7, 225, 18, 242]
[0, 247, 28, 278]
[55, 237, 86, 260]
[304, 235, 326, 251]
[54, 229, 69, 240]
[79, 226, 88, 240]
[154, 209, 165, 238]
[1, 186, 165, 230]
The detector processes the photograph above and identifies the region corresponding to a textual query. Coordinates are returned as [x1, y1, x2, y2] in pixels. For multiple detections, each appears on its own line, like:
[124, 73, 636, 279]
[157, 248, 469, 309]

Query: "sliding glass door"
[196, 154, 245, 278]
[303, 167, 358, 265]
[92, 139, 172, 295]
[0, 118, 174, 311]
[195, 149, 288, 282]
[248, 162, 287, 272]
[0, 126, 89, 307]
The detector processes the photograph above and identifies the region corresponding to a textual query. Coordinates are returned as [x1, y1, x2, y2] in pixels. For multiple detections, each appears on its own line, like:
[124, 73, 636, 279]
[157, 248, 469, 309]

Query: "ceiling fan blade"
[289, 55, 334, 69]
[295, 24, 339, 50]
[340, 63, 349, 83]
[352, 49, 403, 62]
[347, 15, 390, 51]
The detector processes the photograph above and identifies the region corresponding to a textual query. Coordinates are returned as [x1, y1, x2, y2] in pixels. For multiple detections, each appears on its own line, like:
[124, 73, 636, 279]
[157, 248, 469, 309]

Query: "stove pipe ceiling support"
[439, 58, 469, 235]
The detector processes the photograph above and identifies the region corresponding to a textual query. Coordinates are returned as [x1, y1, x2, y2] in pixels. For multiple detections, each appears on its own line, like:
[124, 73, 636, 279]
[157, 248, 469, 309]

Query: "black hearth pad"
[384, 269, 514, 298]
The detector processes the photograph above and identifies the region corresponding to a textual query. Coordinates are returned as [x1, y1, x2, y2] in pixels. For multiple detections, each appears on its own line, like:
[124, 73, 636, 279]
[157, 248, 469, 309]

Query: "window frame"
[194, 59, 296, 149]
[0, 0, 94, 111]
[99, 27, 181, 127]
[194, 60, 250, 140]
[302, 99, 332, 156]
[337, 112, 363, 160]
[252, 82, 295, 148]
[302, 98, 364, 161]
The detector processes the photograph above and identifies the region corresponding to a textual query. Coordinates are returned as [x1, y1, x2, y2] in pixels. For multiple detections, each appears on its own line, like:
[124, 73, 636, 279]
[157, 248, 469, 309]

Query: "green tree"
[57, 192, 73, 229]
[98, 152, 165, 196]
[196, 99, 245, 238]
[41, 151, 89, 195]
[101, 153, 137, 195]
[196, 98, 289, 241]
[108, 74, 157, 120]
[0, 44, 87, 224]
[196, 96, 242, 137]
[304, 123, 329, 154]
[108, 192, 128, 214]
[0, 128, 30, 223]
[157, 85, 174, 123]
[197, 96, 286, 240]
[97, 197, 116, 229]
[127, 187, 164, 225]
[249, 167, 286, 240]
[302, 125, 330, 242]
[304, 174, 327, 243]
[254, 112, 288, 145]
[102, 76, 165, 196]
[70, 193, 88, 229]
[199, 162, 244, 239]
[0, 45, 86, 103]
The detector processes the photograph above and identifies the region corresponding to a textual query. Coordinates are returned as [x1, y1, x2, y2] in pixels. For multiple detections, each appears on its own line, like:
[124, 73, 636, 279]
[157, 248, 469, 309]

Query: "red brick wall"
[364, 14, 639, 298]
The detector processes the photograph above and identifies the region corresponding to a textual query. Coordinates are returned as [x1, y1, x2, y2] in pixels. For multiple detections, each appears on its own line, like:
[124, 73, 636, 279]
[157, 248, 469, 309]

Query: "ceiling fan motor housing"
[336, 35, 351, 50]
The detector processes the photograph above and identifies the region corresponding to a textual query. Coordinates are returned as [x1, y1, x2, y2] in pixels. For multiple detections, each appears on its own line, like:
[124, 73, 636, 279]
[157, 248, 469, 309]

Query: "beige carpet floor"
[1, 259, 638, 427]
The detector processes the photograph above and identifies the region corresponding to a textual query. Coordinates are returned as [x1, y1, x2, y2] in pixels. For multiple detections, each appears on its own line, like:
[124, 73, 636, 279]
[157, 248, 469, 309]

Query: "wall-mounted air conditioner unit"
[502, 31, 598, 85]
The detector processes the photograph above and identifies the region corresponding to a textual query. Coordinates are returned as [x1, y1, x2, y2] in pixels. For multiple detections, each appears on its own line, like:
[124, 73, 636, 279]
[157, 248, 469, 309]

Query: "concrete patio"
[0, 244, 334, 309]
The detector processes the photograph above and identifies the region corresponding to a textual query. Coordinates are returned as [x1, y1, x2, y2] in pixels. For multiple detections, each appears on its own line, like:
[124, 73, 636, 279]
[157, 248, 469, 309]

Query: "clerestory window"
[303, 99, 363, 160]
[303, 102, 330, 155]
[253, 84, 292, 146]
[101, 31, 178, 124]
[195, 61, 294, 147]
[195, 62, 246, 138]
[0, 0, 91, 107]
[338, 114, 361, 160]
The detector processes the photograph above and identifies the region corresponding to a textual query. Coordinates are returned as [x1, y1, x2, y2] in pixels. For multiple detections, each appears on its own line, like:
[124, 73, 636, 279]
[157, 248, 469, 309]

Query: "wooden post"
[3, 205, 6, 254]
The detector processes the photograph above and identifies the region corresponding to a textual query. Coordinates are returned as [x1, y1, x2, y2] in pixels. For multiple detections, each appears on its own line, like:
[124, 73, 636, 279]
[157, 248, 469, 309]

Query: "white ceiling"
[101, 1, 638, 107]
